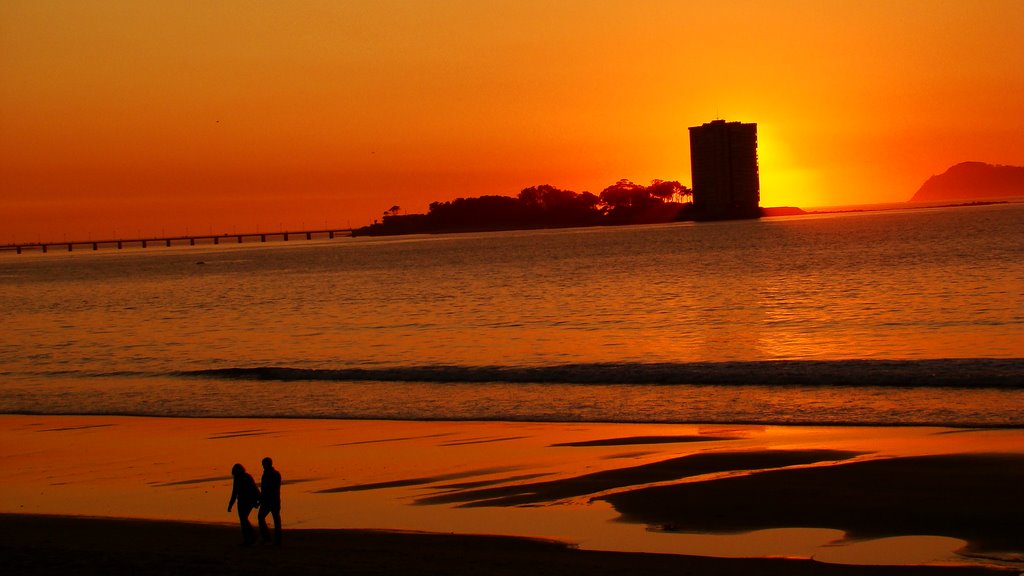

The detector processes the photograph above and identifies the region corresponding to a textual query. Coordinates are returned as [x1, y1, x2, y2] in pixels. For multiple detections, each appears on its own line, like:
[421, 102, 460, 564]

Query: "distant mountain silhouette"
[910, 162, 1024, 202]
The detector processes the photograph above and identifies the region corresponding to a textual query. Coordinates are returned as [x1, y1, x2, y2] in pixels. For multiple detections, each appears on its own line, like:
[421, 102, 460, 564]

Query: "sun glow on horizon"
[755, 126, 825, 209]
[1, 1, 1022, 242]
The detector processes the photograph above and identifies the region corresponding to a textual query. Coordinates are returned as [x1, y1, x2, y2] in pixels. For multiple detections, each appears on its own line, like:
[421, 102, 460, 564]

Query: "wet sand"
[2, 415, 1023, 572]
[0, 514, 1005, 576]
[603, 452, 1024, 555]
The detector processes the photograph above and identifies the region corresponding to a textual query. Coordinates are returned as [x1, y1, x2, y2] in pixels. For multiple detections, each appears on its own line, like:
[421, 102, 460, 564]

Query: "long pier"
[5, 228, 353, 255]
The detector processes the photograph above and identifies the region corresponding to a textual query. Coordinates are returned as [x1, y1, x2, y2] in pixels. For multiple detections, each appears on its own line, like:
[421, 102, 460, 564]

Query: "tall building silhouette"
[688, 119, 760, 220]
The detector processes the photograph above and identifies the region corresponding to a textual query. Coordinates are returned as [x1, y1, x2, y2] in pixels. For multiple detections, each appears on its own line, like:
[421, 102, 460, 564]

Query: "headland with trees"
[353, 179, 802, 237]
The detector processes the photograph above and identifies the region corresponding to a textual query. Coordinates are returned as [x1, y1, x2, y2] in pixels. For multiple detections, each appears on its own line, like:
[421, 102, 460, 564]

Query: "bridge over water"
[5, 228, 353, 254]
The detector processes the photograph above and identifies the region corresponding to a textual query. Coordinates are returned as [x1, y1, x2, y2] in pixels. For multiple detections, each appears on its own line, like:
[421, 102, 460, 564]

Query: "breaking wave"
[180, 359, 1024, 388]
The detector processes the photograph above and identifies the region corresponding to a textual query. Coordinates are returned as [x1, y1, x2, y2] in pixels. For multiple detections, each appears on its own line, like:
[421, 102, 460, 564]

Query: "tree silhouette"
[600, 179, 690, 224]
[353, 178, 694, 236]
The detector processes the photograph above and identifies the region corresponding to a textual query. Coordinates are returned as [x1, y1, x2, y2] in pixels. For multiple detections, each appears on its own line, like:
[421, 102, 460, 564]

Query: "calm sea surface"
[1, 203, 1022, 425]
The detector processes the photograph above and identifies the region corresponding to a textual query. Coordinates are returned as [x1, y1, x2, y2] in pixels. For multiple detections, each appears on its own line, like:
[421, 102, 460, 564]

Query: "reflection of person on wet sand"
[258, 456, 283, 545]
[227, 463, 260, 546]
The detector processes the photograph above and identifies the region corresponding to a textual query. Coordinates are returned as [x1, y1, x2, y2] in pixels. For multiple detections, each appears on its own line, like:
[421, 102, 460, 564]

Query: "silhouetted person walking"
[227, 463, 260, 546]
[258, 456, 283, 545]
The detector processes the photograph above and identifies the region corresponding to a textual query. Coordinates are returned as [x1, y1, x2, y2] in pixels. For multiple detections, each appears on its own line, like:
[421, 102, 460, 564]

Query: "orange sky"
[2, 0, 1023, 243]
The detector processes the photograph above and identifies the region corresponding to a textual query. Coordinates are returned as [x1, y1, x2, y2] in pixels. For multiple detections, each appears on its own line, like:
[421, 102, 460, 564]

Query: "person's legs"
[237, 504, 255, 545]
[270, 508, 282, 544]
[257, 506, 272, 543]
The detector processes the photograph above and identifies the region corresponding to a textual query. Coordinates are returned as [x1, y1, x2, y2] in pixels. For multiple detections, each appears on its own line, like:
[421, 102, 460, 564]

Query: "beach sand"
[2, 415, 1022, 573]
[1, 514, 1007, 576]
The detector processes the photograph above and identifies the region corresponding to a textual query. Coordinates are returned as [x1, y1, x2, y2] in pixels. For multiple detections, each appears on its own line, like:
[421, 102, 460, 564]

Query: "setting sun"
[755, 125, 826, 209]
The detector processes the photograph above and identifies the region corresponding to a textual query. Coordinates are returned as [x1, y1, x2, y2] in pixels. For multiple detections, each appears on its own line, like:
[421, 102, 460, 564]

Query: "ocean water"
[1, 203, 1022, 426]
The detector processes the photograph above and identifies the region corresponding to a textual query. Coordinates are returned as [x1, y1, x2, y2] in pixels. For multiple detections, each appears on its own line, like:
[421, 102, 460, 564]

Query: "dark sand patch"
[602, 453, 1024, 555]
[439, 436, 529, 446]
[603, 451, 658, 460]
[331, 432, 456, 446]
[0, 514, 1002, 576]
[933, 429, 989, 436]
[282, 476, 321, 486]
[153, 476, 230, 487]
[317, 466, 520, 493]
[552, 435, 733, 447]
[431, 473, 554, 491]
[208, 430, 273, 440]
[36, 424, 114, 433]
[416, 449, 861, 507]
[156, 476, 323, 488]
